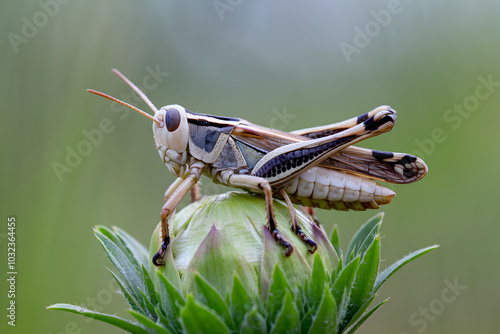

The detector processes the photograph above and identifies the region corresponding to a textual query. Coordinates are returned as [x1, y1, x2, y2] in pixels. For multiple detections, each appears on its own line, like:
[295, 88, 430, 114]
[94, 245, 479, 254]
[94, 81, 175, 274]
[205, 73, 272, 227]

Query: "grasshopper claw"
[152, 241, 169, 266]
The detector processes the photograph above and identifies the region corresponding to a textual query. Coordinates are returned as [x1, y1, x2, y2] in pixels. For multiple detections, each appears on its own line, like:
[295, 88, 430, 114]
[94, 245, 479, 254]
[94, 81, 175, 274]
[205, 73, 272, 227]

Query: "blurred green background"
[1, 1, 499, 333]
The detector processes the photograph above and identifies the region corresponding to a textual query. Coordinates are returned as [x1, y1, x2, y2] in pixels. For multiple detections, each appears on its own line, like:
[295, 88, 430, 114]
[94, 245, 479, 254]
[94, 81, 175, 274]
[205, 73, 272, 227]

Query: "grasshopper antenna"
[111, 68, 160, 115]
[87, 89, 161, 125]
[87, 68, 162, 125]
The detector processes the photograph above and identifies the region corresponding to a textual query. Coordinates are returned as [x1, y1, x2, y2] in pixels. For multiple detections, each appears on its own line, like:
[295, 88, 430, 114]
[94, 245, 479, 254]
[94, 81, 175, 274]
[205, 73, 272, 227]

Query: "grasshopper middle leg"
[229, 174, 294, 256]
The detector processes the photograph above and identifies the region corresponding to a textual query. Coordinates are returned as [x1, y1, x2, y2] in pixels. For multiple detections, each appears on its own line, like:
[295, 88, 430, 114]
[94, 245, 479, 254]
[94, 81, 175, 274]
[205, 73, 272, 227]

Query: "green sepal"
[193, 273, 235, 330]
[267, 264, 293, 326]
[308, 285, 337, 334]
[330, 224, 342, 261]
[184, 224, 258, 298]
[260, 226, 310, 300]
[270, 291, 300, 334]
[156, 271, 185, 334]
[180, 294, 231, 334]
[332, 256, 360, 308]
[230, 274, 258, 330]
[309, 253, 327, 311]
[240, 306, 267, 334]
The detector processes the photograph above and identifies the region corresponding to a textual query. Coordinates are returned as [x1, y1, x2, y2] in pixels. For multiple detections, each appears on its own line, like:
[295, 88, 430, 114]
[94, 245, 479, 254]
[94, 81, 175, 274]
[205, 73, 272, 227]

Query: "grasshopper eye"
[165, 108, 181, 132]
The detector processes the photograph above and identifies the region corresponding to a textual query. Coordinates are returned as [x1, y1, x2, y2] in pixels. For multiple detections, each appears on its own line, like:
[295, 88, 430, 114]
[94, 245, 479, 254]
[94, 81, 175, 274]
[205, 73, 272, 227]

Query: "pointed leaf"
[374, 245, 439, 293]
[180, 294, 231, 334]
[193, 273, 235, 330]
[184, 224, 258, 298]
[339, 294, 376, 333]
[113, 226, 150, 270]
[308, 286, 337, 334]
[240, 306, 267, 334]
[128, 310, 171, 334]
[107, 269, 144, 314]
[260, 225, 310, 300]
[339, 237, 380, 331]
[345, 213, 383, 260]
[47, 303, 148, 334]
[309, 253, 327, 311]
[300, 308, 314, 334]
[332, 257, 360, 307]
[157, 271, 185, 323]
[142, 264, 159, 307]
[343, 298, 389, 334]
[310, 223, 339, 272]
[94, 227, 146, 306]
[267, 265, 292, 325]
[270, 291, 300, 334]
[230, 274, 256, 330]
[330, 224, 341, 259]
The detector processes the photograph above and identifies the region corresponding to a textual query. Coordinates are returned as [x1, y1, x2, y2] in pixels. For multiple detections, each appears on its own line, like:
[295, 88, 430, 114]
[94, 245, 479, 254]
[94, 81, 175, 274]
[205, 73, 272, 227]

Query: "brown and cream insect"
[88, 69, 428, 266]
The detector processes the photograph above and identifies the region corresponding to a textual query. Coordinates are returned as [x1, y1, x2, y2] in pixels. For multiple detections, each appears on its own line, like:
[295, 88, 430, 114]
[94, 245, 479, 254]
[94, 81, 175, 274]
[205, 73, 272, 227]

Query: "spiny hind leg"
[279, 189, 318, 254]
[229, 174, 293, 256]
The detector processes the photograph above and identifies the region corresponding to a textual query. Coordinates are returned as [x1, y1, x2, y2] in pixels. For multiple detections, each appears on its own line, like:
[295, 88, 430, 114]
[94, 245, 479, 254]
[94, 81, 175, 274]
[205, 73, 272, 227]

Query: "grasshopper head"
[152, 104, 189, 154]
[87, 69, 190, 176]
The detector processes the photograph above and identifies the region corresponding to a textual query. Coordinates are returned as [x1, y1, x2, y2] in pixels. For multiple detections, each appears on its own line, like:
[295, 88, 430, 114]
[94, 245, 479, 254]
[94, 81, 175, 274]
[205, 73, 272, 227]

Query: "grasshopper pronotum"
[88, 69, 428, 266]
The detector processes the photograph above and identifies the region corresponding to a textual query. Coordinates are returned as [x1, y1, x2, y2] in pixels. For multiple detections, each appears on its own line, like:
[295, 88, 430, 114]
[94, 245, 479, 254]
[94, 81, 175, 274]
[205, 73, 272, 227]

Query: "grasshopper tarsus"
[292, 226, 318, 254]
[272, 229, 294, 257]
[152, 240, 169, 266]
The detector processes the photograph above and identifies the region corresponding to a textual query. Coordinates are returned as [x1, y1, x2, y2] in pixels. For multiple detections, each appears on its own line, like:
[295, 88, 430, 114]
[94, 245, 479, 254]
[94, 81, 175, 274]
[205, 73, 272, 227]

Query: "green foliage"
[48, 192, 438, 333]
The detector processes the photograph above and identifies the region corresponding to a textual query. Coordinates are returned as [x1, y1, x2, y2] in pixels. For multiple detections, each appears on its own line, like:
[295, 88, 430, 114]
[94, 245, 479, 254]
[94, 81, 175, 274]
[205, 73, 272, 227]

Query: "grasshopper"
[88, 69, 428, 266]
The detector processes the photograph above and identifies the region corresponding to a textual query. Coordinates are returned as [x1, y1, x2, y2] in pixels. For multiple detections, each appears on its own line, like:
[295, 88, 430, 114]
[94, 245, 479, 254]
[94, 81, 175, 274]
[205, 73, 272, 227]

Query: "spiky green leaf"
[47, 303, 148, 334]
[270, 291, 300, 334]
[128, 310, 171, 334]
[343, 298, 389, 334]
[240, 306, 267, 334]
[330, 225, 341, 260]
[180, 294, 231, 334]
[261, 226, 310, 300]
[193, 273, 235, 330]
[267, 264, 292, 325]
[230, 274, 257, 330]
[156, 271, 185, 334]
[345, 213, 383, 260]
[339, 236, 380, 331]
[309, 253, 327, 311]
[373, 245, 439, 294]
[184, 224, 258, 298]
[308, 285, 337, 334]
[332, 257, 360, 307]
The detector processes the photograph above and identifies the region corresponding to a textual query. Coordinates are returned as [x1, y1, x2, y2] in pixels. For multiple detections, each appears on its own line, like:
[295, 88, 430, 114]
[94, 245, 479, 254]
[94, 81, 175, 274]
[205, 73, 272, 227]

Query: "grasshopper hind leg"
[280, 189, 318, 254]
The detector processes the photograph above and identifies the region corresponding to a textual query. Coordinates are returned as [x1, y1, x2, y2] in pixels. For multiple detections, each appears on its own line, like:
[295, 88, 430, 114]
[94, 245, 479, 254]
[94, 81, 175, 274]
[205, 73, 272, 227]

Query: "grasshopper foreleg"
[229, 174, 293, 256]
[279, 189, 318, 254]
[153, 173, 200, 266]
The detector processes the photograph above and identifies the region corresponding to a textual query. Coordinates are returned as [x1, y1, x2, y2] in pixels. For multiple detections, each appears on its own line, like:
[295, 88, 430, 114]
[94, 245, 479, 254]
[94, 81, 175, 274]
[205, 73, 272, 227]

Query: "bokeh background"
[1, 1, 499, 333]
